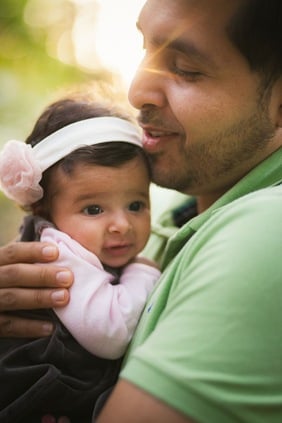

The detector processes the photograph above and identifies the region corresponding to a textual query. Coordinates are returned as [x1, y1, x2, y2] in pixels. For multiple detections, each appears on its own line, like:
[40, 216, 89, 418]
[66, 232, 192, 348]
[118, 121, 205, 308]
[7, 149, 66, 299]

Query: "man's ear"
[278, 104, 282, 128]
[274, 77, 282, 128]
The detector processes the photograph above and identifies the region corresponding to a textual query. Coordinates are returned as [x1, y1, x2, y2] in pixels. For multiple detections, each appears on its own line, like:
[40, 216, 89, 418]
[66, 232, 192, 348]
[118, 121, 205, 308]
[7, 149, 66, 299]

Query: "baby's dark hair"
[25, 96, 136, 147]
[25, 95, 150, 212]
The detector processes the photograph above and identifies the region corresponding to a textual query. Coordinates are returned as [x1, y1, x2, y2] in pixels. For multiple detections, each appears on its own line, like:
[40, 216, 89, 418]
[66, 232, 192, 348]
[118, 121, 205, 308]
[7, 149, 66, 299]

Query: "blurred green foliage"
[0, 0, 128, 245]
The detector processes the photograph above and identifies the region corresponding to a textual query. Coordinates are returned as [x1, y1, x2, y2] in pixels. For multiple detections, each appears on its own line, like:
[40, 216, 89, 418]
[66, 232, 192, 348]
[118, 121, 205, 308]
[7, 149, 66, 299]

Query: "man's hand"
[0, 241, 73, 337]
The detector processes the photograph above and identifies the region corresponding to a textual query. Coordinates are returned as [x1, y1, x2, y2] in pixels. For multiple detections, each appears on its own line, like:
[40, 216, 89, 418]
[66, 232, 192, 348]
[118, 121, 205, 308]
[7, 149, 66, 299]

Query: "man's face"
[129, 0, 280, 207]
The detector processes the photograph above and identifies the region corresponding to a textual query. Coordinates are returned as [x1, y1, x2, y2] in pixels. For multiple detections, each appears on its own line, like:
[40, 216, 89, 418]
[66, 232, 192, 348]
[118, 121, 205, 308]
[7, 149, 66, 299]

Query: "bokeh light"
[24, 0, 146, 88]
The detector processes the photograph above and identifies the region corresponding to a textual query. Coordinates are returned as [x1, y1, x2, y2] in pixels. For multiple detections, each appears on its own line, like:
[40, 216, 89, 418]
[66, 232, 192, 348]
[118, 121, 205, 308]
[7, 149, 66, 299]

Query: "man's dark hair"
[227, 0, 282, 86]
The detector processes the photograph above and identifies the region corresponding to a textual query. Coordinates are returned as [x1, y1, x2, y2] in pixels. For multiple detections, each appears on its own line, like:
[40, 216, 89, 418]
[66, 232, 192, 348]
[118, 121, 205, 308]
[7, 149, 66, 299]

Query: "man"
[0, 0, 281, 422]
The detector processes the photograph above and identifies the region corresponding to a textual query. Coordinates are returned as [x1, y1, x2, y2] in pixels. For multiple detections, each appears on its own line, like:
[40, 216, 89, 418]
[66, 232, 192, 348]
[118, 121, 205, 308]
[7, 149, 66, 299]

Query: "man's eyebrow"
[136, 20, 217, 68]
[168, 38, 216, 66]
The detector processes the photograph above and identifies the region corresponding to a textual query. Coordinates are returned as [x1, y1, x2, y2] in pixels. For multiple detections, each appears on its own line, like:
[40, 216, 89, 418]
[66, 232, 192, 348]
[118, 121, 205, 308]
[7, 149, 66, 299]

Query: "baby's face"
[48, 156, 151, 268]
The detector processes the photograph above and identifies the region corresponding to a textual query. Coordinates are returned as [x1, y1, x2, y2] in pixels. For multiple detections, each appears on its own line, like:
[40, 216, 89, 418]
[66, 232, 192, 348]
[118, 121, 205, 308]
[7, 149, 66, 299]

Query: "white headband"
[0, 117, 142, 206]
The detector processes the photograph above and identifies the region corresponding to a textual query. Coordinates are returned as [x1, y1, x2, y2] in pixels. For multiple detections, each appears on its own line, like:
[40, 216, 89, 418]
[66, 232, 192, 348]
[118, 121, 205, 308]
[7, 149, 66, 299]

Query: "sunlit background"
[0, 0, 182, 244]
[79, 0, 145, 88]
[23, 0, 146, 88]
[0, 0, 146, 144]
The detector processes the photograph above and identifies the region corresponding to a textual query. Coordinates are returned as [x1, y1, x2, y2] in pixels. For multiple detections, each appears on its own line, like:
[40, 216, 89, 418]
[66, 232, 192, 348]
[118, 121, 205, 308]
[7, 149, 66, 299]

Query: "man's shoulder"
[176, 185, 282, 272]
[214, 184, 282, 223]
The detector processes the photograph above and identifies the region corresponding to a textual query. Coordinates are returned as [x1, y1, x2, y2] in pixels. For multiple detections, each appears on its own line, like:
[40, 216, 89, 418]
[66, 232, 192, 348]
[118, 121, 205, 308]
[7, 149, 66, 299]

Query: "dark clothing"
[0, 216, 121, 423]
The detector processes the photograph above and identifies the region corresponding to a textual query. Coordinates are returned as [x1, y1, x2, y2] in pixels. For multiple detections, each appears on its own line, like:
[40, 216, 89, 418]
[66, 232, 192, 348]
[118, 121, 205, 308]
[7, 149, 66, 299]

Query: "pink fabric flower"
[0, 140, 43, 206]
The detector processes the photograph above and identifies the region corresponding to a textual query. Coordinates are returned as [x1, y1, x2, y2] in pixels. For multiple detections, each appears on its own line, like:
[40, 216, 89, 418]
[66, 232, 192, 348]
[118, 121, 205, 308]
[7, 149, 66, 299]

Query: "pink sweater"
[41, 227, 160, 359]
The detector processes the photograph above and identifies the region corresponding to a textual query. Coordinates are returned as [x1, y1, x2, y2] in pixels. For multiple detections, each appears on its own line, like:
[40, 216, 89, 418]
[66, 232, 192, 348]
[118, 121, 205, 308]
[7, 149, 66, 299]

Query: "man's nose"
[128, 58, 167, 110]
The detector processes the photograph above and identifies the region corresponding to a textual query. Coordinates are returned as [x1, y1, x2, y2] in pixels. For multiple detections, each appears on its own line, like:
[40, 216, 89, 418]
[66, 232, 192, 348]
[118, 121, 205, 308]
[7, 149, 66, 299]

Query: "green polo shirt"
[121, 148, 282, 422]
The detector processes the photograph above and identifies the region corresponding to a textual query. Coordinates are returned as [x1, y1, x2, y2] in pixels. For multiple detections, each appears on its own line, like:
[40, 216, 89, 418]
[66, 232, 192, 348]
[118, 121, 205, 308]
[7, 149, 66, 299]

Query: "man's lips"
[141, 126, 178, 151]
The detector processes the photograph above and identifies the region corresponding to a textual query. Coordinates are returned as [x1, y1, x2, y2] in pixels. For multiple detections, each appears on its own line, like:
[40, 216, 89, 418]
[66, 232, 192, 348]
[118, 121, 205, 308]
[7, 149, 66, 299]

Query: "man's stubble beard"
[147, 101, 275, 195]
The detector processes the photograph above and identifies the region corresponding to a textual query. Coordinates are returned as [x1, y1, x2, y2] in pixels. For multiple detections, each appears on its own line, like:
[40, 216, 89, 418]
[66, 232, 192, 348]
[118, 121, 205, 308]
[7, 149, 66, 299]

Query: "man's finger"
[0, 286, 70, 312]
[0, 313, 54, 337]
[0, 262, 73, 289]
[0, 242, 59, 266]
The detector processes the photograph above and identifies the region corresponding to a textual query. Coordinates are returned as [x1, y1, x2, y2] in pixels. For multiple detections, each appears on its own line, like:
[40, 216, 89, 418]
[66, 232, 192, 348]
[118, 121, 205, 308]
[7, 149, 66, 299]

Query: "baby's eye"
[83, 205, 103, 215]
[128, 201, 144, 212]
